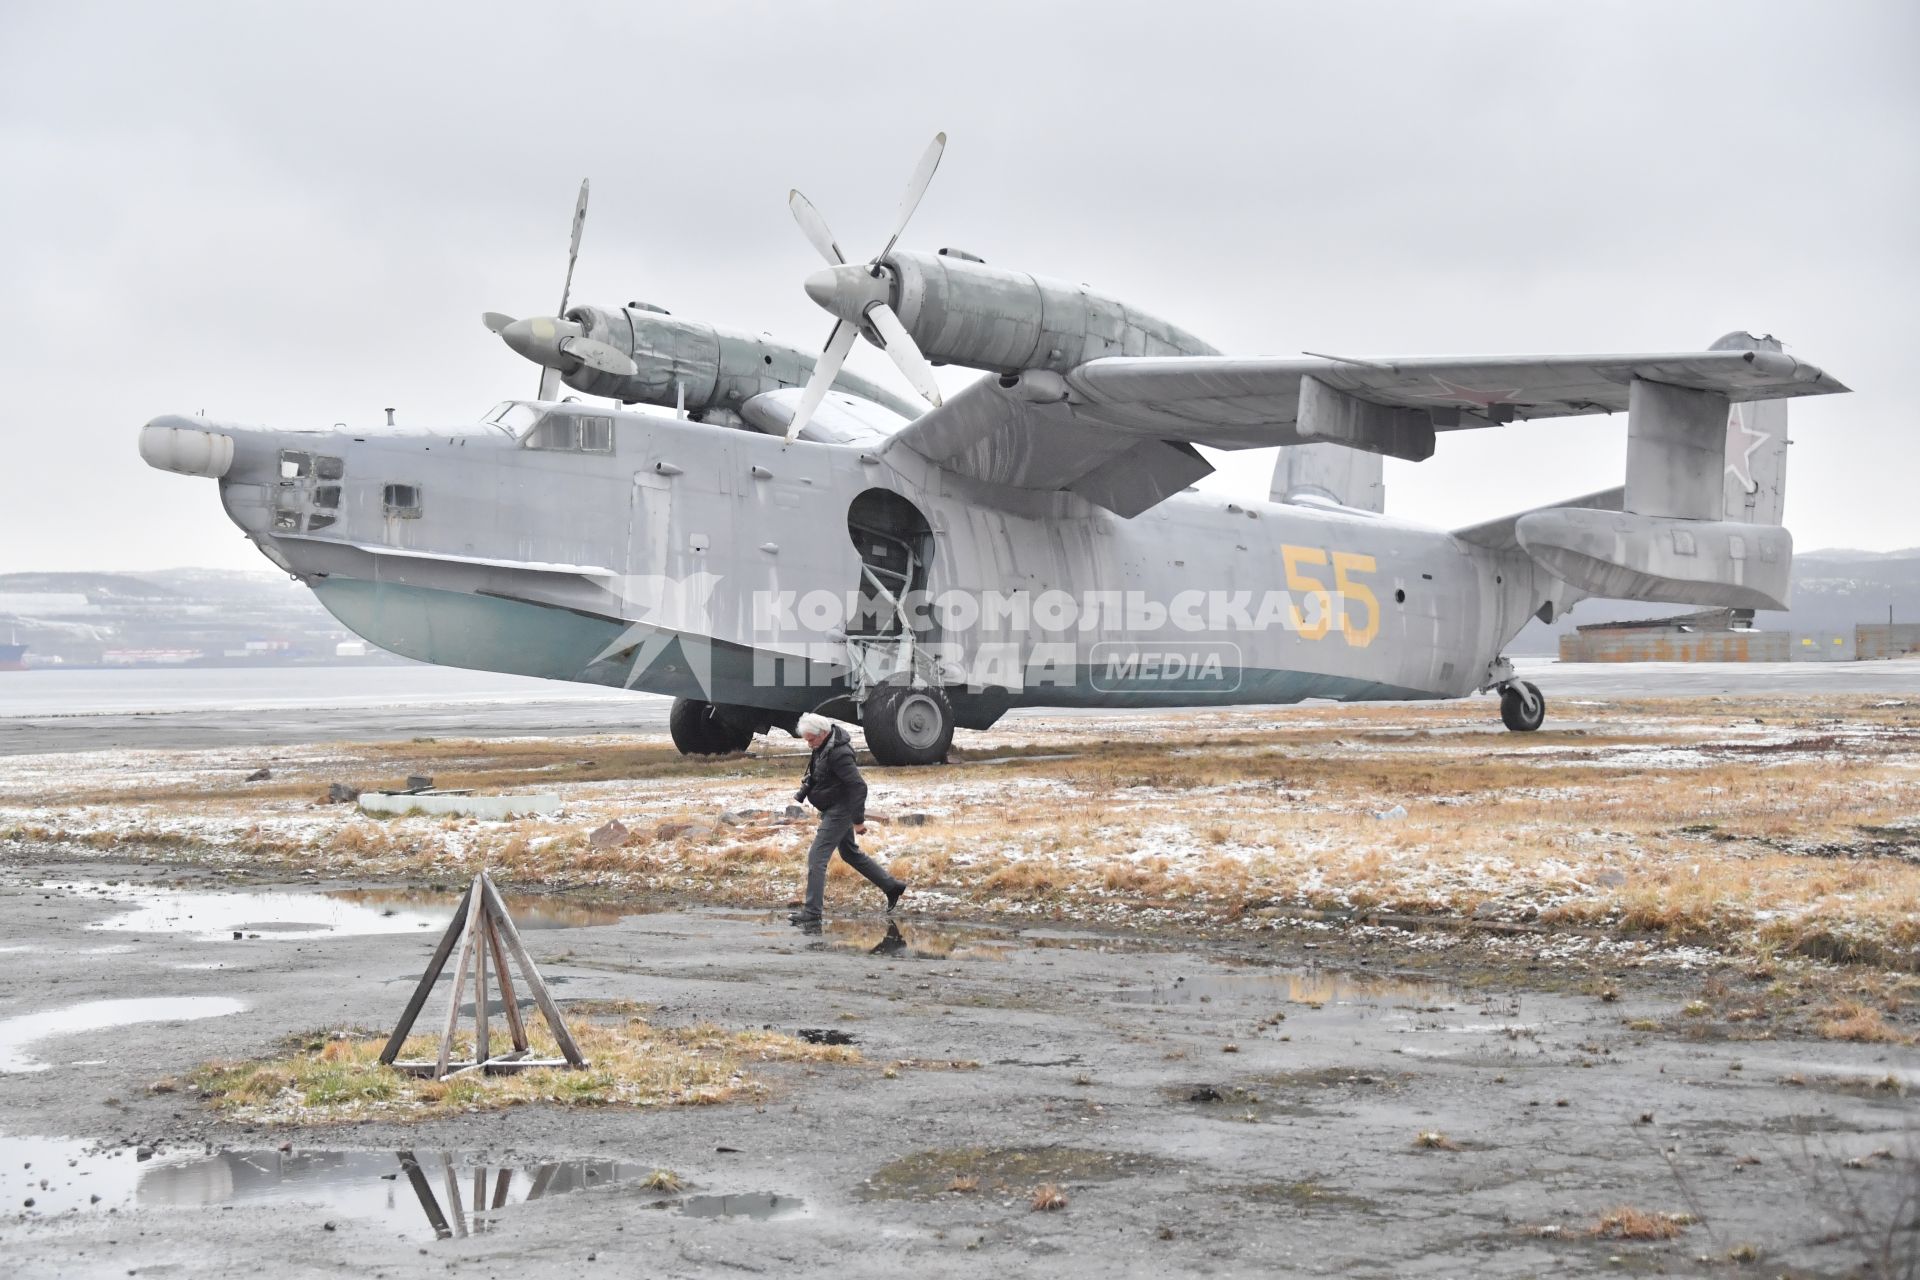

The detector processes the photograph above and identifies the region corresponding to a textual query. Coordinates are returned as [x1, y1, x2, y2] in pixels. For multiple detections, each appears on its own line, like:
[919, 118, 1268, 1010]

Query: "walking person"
[790, 712, 906, 927]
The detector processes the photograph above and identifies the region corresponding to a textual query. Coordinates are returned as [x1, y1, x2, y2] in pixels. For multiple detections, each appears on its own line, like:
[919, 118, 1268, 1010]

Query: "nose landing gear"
[1481, 658, 1546, 733]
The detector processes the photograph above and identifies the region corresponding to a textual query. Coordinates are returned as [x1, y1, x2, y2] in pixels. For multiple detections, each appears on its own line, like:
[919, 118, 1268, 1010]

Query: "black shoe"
[884, 882, 907, 914]
[788, 911, 822, 926]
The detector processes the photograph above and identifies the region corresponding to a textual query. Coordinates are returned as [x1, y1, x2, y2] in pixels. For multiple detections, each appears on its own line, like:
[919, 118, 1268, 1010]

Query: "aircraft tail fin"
[1512, 331, 1799, 611]
[1714, 332, 1789, 526]
[1269, 444, 1384, 514]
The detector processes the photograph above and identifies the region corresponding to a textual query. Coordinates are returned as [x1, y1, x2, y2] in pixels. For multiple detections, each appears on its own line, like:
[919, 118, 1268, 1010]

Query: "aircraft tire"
[1499, 681, 1545, 732]
[669, 698, 755, 756]
[862, 686, 954, 766]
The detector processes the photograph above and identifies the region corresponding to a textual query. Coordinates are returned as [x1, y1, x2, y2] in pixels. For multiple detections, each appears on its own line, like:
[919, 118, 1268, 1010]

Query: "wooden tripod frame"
[380, 871, 586, 1079]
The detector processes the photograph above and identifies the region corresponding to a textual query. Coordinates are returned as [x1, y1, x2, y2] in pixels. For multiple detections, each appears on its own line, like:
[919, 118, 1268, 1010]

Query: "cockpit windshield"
[481, 402, 543, 438]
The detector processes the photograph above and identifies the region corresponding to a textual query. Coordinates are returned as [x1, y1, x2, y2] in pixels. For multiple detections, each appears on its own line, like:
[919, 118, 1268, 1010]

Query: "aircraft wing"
[884, 348, 1846, 516]
[1066, 349, 1845, 446]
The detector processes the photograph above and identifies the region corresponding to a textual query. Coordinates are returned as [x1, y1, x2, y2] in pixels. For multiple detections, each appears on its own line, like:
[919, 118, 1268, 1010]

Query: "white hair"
[795, 712, 835, 739]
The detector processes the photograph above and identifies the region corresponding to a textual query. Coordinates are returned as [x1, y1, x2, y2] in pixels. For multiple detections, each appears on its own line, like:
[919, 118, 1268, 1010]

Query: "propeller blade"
[875, 131, 946, 264]
[538, 367, 562, 402]
[482, 311, 517, 334]
[788, 190, 846, 266]
[866, 303, 942, 406]
[557, 177, 590, 316]
[785, 321, 859, 442]
[560, 334, 638, 377]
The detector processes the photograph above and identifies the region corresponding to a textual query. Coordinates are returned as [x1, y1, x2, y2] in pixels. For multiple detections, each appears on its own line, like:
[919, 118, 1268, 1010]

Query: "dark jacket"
[796, 724, 867, 823]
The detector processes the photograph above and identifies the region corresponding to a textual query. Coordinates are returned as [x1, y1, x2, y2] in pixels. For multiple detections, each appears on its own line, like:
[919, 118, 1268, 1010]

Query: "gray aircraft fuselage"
[169, 399, 1548, 729]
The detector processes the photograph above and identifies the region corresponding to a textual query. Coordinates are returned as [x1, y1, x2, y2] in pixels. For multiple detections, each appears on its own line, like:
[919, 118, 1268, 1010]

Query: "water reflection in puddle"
[0, 1140, 737, 1241]
[1111, 970, 1457, 1008]
[0, 998, 245, 1073]
[673, 1192, 807, 1221]
[816, 919, 1017, 961]
[52, 880, 627, 942]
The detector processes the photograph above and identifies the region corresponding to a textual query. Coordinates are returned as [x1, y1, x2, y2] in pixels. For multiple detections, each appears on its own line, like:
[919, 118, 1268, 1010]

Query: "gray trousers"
[800, 807, 897, 918]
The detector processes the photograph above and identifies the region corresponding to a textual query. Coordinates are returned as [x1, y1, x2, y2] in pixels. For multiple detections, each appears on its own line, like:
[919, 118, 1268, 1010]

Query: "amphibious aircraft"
[140, 135, 1848, 765]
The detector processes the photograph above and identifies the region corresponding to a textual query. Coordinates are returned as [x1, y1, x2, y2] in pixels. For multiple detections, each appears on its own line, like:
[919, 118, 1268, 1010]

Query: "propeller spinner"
[482, 179, 636, 398]
[783, 132, 948, 441]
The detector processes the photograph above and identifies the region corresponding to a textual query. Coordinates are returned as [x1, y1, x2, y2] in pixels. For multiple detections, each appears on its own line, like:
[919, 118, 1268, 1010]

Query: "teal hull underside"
[309, 577, 1443, 721]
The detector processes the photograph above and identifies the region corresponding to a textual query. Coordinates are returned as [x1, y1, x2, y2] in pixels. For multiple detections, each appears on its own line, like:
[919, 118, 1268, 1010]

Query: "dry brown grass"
[193, 1018, 857, 1123]
[1589, 1206, 1695, 1240]
[10, 695, 1920, 972]
[1817, 1000, 1915, 1044]
[1030, 1183, 1068, 1211]
[1413, 1130, 1460, 1151]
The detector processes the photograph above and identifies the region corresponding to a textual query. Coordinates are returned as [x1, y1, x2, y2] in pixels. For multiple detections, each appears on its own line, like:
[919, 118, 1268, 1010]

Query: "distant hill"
[0, 569, 369, 666]
[1514, 547, 1920, 653]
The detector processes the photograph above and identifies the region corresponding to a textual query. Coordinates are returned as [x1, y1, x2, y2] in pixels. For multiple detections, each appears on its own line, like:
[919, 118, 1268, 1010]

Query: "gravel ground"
[0, 858, 1913, 1279]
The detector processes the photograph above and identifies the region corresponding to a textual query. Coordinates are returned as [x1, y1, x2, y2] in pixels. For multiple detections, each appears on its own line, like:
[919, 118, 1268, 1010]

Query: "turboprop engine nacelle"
[806, 249, 1218, 376]
[553, 305, 920, 421]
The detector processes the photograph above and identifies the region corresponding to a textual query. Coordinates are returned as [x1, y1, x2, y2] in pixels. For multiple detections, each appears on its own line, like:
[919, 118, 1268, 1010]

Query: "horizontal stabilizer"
[1453, 487, 1626, 552]
[1515, 509, 1792, 612]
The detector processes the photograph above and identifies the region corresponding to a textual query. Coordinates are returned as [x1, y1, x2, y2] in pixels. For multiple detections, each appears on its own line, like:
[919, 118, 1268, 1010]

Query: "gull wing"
[884, 349, 1847, 516]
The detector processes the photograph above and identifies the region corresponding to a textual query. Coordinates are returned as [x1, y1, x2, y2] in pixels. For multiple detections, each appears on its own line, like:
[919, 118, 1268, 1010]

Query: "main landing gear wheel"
[668, 698, 755, 756]
[862, 686, 954, 767]
[1499, 681, 1546, 732]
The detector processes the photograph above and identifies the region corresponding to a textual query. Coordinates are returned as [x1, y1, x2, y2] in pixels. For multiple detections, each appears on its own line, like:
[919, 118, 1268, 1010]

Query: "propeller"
[783, 132, 947, 441]
[481, 179, 635, 397]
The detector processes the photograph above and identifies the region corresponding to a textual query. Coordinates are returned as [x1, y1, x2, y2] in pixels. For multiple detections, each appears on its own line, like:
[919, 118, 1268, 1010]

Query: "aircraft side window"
[307, 512, 337, 531]
[314, 456, 345, 481]
[313, 485, 341, 509]
[526, 416, 580, 451]
[524, 414, 613, 452]
[278, 450, 312, 479]
[382, 483, 423, 519]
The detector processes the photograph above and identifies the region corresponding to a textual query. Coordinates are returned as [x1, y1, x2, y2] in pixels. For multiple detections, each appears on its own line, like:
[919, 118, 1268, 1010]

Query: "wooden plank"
[485, 920, 529, 1053]
[378, 884, 473, 1065]
[472, 1170, 485, 1231]
[479, 873, 585, 1067]
[441, 1154, 468, 1238]
[397, 1152, 453, 1240]
[472, 895, 490, 1069]
[435, 877, 484, 1079]
[491, 1167, 512, 1212]
[391, 1056, 567, 1077]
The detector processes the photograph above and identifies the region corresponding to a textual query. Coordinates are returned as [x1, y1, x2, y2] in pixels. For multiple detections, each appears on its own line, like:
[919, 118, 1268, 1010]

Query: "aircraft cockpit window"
[314, 456, 345, 481]
[313, 485, 341, 508]
[484, 402, 542, 436]
[272, 487, 302, 531]
[382, 484, 423, 519]
[524, 414, 615, 453]
[279, 450, 312, 480]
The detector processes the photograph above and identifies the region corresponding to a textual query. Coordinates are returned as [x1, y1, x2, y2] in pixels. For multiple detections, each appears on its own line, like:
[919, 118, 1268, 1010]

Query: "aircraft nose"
[804, 264, 890, 325]
[140, 414, 234, 478]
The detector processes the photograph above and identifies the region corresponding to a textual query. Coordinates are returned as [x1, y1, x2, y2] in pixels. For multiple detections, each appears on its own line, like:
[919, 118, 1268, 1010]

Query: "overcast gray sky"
[2, 0, 1914, 573]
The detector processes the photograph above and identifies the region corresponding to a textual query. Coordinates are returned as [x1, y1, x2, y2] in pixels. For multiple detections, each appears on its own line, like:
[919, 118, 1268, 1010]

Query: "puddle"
[0, 998, 245, 1073]
[1110, 969, 1457, 1008]
[860, 1146, 1166, 1201]
[52, 880, 626, 942]
[0, 1139, 667, 1240]
[670, 1192, 807, 1221]
[818, 919, 1018, 961]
